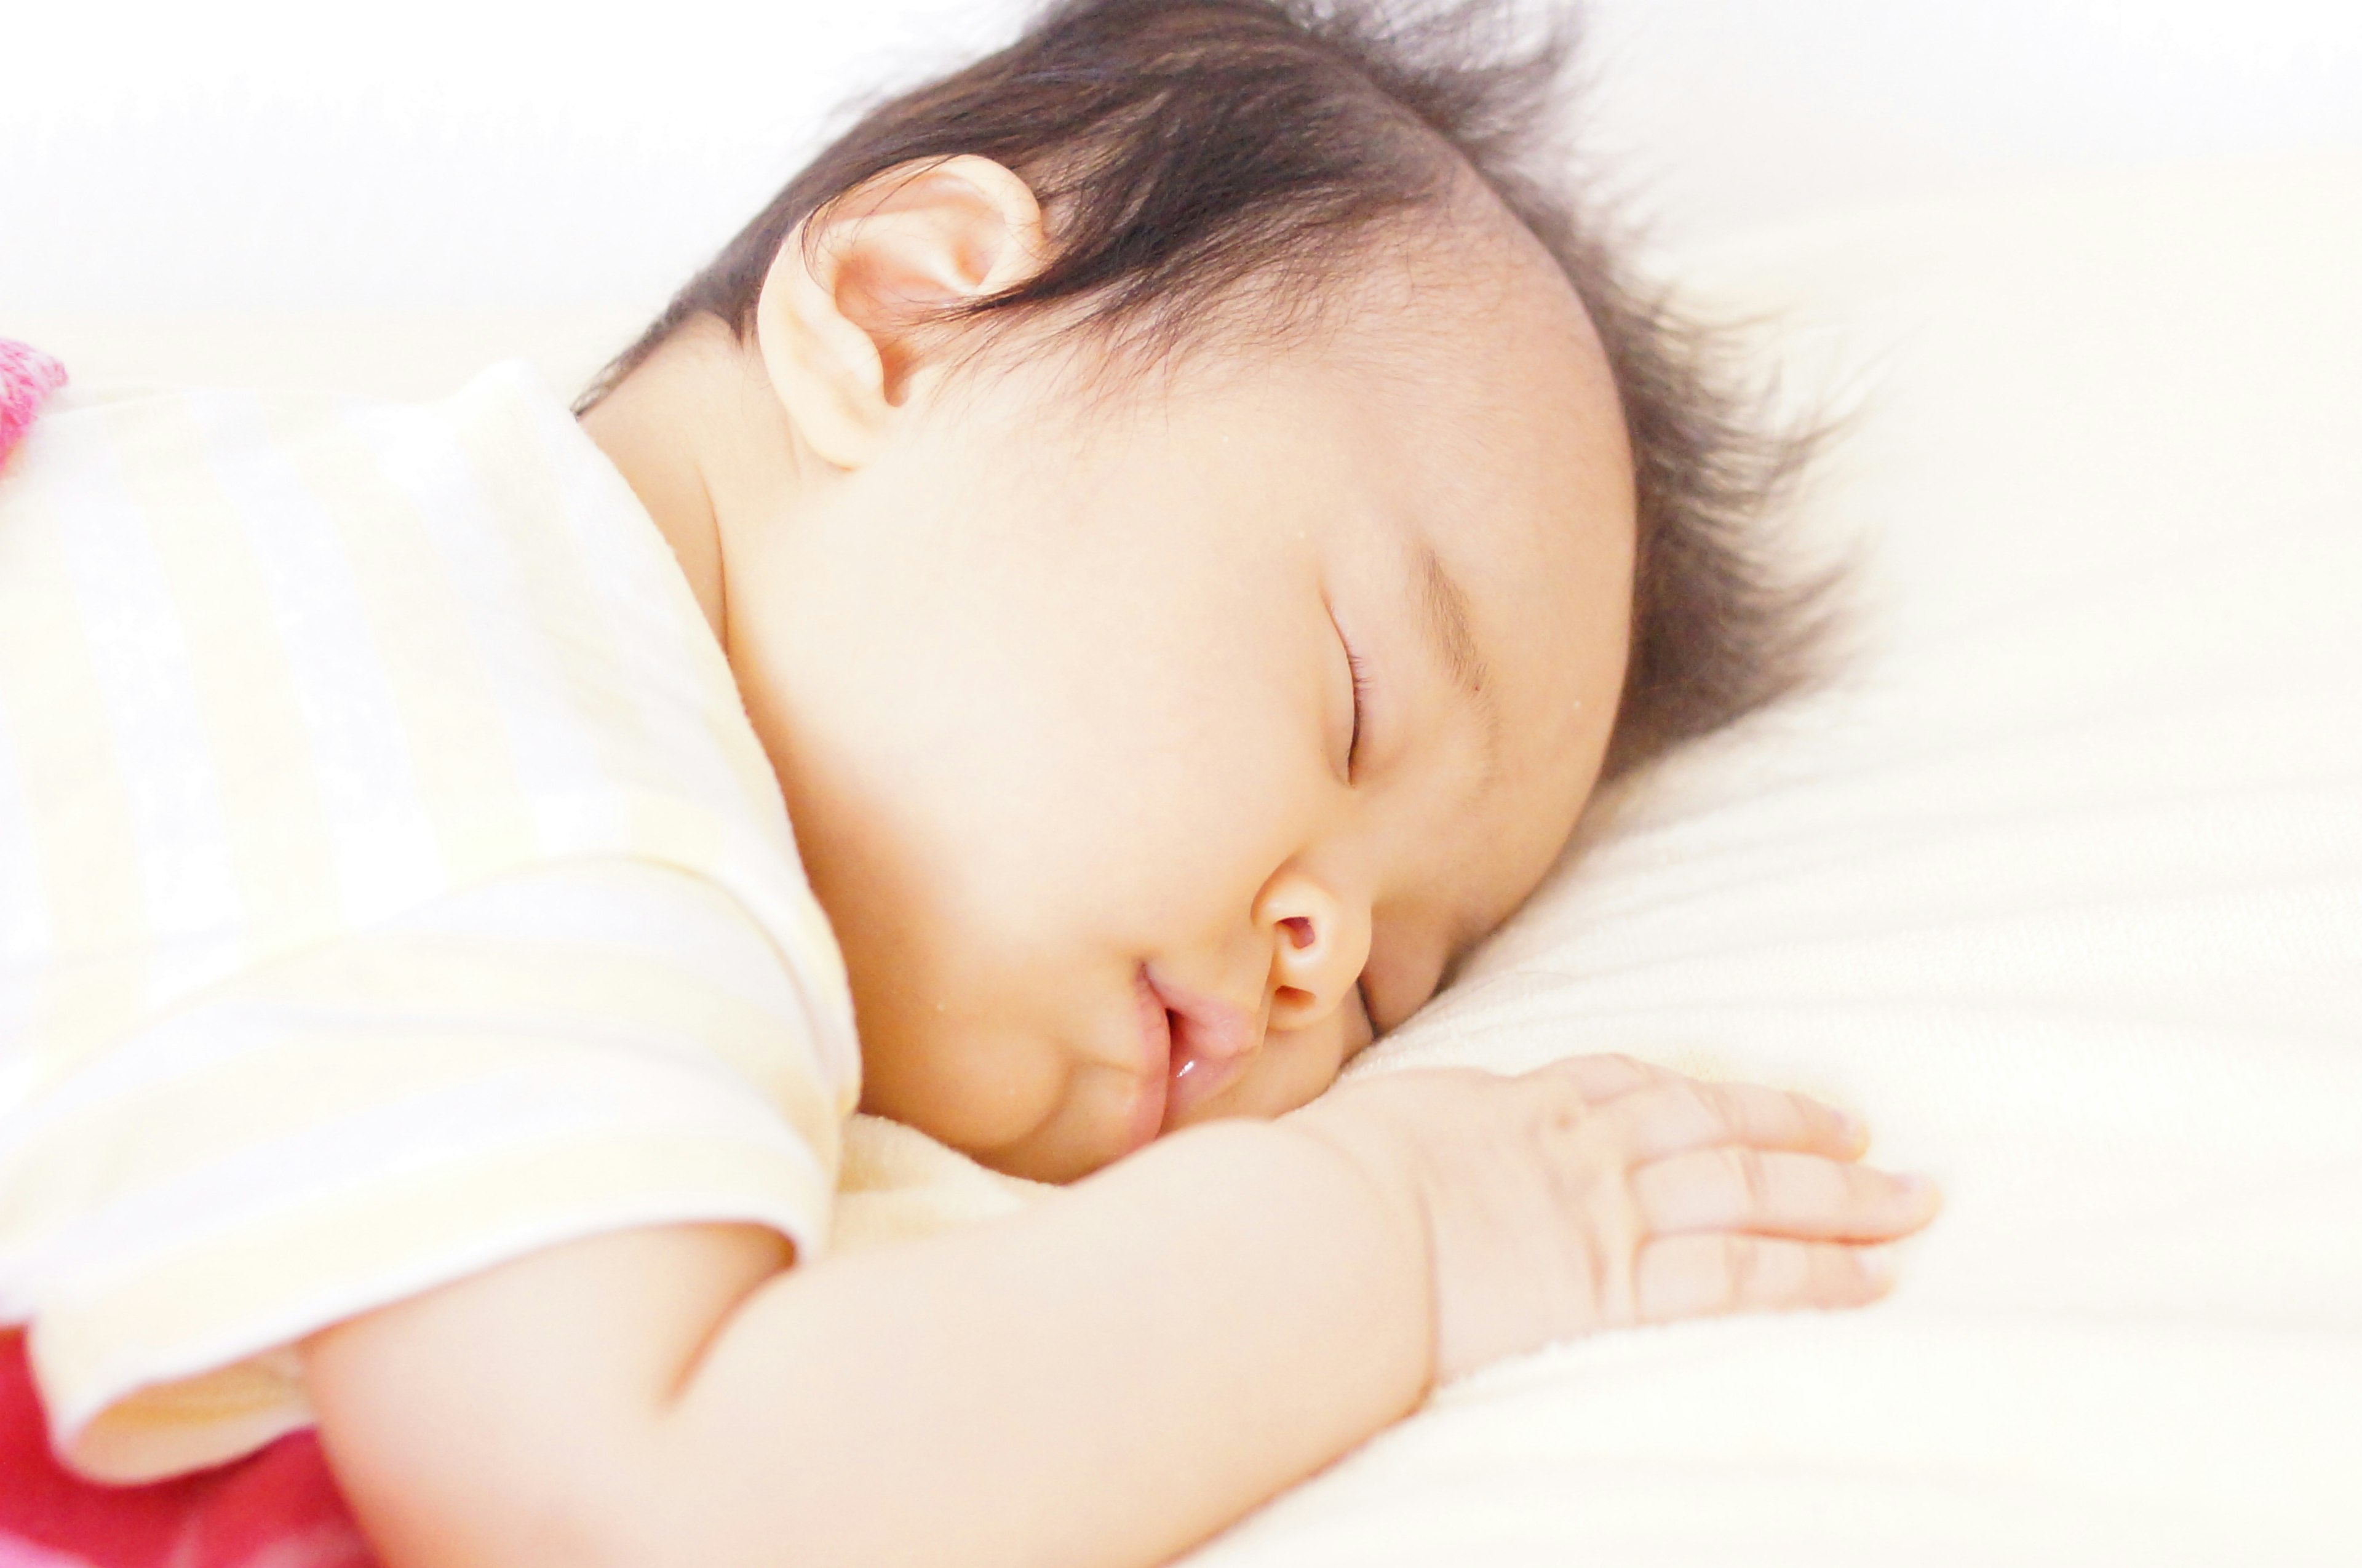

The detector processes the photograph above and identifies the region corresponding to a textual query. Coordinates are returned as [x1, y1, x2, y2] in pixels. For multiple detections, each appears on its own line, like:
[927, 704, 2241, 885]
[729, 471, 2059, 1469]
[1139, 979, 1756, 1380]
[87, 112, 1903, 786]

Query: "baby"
[0, 1, 1937, 1564]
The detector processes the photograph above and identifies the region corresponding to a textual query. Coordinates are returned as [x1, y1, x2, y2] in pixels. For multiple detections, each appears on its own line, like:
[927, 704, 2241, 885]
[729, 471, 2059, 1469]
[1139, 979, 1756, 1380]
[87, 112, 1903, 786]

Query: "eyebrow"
[1414, 543, 1489, 700]
[1412, 543, 1503, 776]
[1410, 543, 1507, 984]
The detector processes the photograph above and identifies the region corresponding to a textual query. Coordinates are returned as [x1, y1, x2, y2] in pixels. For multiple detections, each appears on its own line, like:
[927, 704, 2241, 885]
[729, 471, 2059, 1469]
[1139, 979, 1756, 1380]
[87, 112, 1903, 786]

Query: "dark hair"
[584, 0, 1828, 784]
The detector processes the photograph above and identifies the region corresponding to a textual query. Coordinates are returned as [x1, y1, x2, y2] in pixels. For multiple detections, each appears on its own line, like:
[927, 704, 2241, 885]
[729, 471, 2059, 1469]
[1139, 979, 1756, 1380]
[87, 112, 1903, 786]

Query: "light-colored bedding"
[17, 153, 2358, 1564]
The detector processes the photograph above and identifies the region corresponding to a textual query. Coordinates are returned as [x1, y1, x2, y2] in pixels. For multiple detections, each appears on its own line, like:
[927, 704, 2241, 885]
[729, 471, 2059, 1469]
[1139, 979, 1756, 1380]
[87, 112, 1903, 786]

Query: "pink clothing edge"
[0, 341, 70, 466]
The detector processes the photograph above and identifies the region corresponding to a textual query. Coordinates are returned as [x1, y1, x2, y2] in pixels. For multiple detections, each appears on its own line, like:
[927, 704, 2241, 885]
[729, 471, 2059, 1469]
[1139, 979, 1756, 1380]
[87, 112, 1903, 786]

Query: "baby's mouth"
[1145, 969, 1256, 1132]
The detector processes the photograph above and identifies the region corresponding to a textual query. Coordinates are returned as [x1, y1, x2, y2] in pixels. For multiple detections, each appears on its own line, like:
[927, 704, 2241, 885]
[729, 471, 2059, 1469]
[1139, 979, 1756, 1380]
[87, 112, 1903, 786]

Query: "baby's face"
[731, 220, 1634, 1181]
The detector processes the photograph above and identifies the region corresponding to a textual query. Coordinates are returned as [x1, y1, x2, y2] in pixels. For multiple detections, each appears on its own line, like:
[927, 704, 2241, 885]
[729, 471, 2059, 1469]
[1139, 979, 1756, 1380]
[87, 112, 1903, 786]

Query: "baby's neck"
[578, 320, 809, 650]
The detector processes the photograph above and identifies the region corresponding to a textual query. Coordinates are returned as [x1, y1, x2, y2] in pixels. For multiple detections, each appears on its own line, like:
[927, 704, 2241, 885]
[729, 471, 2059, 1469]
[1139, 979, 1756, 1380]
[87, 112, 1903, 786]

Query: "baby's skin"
[300, 156, 1939, 1568]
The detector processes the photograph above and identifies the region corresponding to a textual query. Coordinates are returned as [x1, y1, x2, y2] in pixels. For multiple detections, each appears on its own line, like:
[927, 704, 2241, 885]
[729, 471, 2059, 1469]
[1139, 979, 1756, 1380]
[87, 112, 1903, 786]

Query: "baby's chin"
[962, 1078, 1161, 1185]
[858, 1038, 1156, 1186]
[916, 1122, 1116, 1187]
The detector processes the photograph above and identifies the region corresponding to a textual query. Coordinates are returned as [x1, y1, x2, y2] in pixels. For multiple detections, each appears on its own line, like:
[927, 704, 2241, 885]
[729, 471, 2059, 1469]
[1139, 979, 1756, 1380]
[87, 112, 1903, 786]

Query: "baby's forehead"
[1308, 236, 1623, 474]
[1319, 255, 1633, 563]
[1358, 179, 1604, 351]
[1084, 190, 1607, 415]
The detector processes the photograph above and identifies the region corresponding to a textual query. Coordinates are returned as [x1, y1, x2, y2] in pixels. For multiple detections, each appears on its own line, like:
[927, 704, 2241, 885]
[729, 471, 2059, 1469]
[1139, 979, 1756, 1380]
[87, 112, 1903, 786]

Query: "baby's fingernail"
[1860, 1246, 1898, 1286]
[1837, 1109, 1867, 1143]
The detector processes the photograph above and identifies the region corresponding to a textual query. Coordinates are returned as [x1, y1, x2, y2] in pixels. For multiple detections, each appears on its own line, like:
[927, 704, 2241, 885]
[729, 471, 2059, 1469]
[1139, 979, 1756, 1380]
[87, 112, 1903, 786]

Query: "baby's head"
[580, 0, 1818, 1182]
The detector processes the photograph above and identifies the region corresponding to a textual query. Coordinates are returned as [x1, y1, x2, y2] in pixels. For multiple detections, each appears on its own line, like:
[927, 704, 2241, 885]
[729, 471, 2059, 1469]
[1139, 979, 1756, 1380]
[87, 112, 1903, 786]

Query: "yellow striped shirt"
[0, 362, 859, 1483]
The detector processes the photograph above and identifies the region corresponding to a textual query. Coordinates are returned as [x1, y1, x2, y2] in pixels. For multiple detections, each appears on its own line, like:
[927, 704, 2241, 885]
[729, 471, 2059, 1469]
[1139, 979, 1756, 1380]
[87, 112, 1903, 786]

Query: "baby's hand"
[1290, 1055, 1941, 1383]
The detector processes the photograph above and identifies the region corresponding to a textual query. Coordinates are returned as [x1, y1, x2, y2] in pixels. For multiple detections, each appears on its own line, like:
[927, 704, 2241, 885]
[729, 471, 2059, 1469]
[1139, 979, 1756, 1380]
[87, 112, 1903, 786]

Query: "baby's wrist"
[1275, 1095, 1439, 1391]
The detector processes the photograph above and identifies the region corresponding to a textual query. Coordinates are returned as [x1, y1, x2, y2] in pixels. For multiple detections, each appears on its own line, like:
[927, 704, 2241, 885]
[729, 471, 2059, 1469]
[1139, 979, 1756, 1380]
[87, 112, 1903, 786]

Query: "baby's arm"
[305, 1057, 1936, 1568]
[309, 1119, 1426, 1568]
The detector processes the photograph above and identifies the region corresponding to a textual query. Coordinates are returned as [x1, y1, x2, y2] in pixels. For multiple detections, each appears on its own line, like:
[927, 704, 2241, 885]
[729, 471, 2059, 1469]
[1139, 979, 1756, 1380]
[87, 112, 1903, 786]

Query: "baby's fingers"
[1616, 1078, 1867, 1163]
[1538, 1053, 1677, 1102]
[1633, 1149, 1941, 1241]
[1635, 1234, 1898, 1323]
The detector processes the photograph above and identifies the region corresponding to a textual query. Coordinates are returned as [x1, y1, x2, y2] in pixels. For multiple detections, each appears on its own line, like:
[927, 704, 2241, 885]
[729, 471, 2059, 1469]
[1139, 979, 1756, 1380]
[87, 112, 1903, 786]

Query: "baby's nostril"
[1281, 916, 1316, 950]
[1275, 984, 1315, 1009]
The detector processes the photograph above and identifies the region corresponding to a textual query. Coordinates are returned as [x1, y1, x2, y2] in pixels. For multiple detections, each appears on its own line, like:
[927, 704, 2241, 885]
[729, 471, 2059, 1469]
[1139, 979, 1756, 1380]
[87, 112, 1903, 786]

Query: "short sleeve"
[0, 858, 851, 1484]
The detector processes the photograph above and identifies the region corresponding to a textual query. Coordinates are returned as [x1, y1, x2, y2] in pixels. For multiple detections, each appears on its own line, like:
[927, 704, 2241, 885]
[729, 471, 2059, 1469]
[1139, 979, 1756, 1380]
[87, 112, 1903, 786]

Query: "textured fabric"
[0, 344, 68, 471]
[0, 364, 857, 1483]
[0, 1330, 374, 1568]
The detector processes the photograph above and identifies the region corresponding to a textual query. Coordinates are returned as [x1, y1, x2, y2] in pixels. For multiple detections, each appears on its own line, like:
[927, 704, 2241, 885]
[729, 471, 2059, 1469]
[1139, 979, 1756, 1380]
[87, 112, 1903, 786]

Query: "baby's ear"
[754, 155, 1050, 469]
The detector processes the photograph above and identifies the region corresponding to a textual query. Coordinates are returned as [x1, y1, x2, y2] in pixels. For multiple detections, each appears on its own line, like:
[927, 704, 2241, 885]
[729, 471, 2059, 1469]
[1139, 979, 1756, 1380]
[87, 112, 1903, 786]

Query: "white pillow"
[1191, 155, 2362, 1566]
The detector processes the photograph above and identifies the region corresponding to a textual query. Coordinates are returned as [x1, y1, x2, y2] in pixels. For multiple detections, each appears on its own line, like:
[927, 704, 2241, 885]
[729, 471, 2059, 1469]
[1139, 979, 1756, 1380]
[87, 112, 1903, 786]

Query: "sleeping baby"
[0, 1, 1939, 1564]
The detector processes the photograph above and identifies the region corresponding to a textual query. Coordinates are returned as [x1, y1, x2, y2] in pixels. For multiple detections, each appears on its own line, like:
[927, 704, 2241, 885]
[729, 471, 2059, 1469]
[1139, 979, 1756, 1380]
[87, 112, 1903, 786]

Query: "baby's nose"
[1261, 889, 1373, 1034]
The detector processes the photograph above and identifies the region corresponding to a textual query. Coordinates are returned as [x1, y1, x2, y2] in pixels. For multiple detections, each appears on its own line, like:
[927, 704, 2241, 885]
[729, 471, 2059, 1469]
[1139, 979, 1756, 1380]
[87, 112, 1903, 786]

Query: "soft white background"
[7, 0, 2361, 319]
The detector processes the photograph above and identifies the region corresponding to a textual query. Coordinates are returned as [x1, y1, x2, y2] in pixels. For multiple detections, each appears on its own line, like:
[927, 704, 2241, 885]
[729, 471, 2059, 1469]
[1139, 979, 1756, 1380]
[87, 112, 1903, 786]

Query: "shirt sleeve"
[0, 858, 851, 1484]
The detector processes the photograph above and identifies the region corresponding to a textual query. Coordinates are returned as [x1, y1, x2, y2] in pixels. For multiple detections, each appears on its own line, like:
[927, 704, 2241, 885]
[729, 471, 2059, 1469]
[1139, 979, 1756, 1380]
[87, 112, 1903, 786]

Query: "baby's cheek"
[858, 1013, 1070, 1155]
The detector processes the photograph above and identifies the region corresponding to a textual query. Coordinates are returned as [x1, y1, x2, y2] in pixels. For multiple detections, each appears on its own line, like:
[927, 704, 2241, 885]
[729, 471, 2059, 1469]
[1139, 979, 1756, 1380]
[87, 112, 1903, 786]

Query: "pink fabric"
[0, 1333, 378, 1568]
[0, 342, 68, 467]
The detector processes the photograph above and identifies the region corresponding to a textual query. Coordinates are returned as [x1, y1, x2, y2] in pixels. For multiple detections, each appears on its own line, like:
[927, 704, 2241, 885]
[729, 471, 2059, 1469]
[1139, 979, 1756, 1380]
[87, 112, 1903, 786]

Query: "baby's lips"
[1163, 1035, 1255, 1127]
[1148, 970, 1257, 1129]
